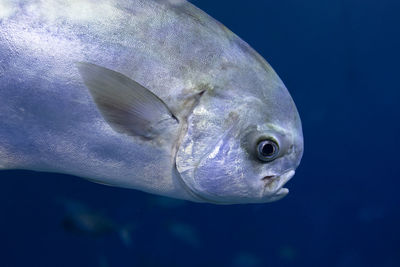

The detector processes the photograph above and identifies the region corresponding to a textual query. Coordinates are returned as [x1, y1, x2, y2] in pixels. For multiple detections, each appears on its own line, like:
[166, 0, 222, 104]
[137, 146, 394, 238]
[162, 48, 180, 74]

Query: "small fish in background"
[97, 256, 110, 267]
[232, 252, 263, 267]
[168, 222, 201, 248]
[59, 199, 134, 246]
[278, 245, 298, 263]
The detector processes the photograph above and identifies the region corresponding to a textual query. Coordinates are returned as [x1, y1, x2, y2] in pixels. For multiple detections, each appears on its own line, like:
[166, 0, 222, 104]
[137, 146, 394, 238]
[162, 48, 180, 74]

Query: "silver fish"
[0, 0, 303, 204]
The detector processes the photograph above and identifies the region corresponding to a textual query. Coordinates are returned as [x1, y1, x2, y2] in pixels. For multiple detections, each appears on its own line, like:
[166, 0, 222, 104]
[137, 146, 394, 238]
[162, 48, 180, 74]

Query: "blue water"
[1, 0, 399, 266]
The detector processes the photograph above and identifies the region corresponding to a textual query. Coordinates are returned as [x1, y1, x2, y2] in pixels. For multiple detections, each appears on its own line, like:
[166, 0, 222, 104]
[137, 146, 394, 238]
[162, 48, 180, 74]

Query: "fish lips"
[180, 169, 295, 204]
[261, 169, 295, 200]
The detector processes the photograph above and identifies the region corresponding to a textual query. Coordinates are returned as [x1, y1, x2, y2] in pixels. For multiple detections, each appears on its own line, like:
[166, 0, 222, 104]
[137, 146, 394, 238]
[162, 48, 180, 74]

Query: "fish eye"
[257, 139, 279, 162]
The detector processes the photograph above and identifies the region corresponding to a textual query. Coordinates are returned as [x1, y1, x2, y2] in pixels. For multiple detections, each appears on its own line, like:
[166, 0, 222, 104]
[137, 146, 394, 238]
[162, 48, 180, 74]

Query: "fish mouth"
[261, 169, 295, 196]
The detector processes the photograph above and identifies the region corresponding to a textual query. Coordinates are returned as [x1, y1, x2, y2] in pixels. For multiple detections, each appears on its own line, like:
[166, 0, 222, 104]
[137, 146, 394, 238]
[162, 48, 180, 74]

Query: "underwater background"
[1, 0, 399, 266]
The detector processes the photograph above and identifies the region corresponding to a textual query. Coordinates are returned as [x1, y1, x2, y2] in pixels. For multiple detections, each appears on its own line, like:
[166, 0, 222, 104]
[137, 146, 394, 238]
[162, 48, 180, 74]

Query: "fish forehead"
[224, 73, 299, 128]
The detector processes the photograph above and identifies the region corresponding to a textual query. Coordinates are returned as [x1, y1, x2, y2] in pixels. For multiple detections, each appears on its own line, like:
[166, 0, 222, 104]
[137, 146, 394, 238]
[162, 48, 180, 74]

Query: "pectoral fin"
[77, 62, 178, 139]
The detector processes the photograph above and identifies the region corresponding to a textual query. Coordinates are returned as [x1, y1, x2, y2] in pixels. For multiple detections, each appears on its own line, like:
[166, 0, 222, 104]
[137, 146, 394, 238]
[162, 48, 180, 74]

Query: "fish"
[0, 0, 304, 204]
[168, 222, 201, 247]
[59, 199, 134, 246]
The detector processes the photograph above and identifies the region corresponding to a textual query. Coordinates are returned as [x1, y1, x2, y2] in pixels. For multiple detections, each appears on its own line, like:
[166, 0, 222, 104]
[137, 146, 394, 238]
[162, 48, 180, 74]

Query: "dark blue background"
[1, 0, 399, 266]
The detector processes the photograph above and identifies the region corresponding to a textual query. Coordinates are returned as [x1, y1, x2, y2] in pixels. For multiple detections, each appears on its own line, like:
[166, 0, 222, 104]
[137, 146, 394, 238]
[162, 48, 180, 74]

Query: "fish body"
[0, 0, 303, 204]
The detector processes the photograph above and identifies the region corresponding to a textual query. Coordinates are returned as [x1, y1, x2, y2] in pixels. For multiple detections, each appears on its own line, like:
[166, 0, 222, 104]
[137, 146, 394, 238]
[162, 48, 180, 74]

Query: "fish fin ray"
[77, 62, 178, 139]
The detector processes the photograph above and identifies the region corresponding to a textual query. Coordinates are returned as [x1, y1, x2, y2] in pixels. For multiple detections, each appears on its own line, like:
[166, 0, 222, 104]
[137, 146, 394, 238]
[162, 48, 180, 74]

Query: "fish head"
[176, 77, 303, 204]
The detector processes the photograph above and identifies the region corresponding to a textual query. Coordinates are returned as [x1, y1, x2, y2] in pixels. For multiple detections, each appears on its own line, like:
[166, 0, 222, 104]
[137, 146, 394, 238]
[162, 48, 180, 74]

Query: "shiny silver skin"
[0, 0, 303, 204]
